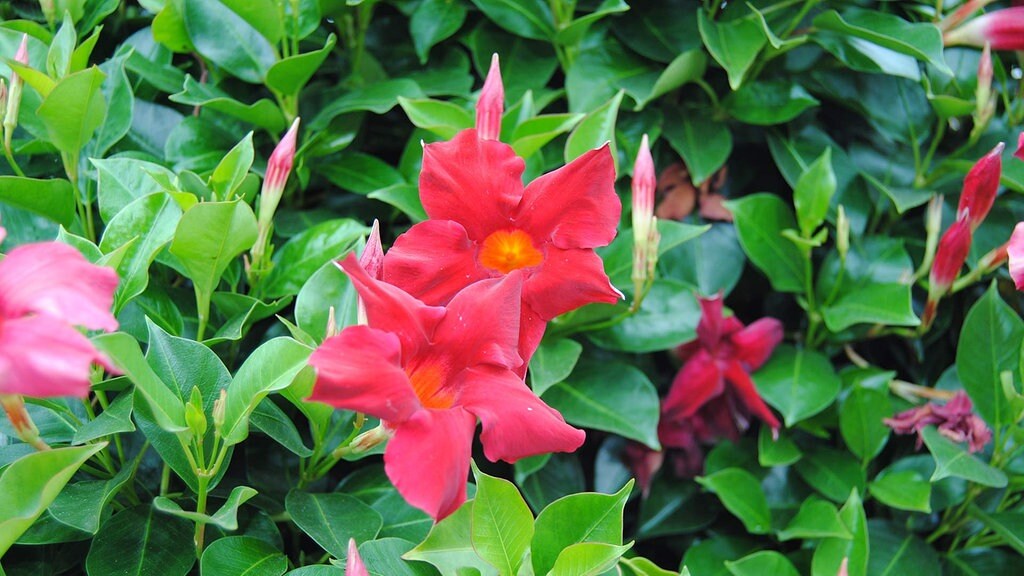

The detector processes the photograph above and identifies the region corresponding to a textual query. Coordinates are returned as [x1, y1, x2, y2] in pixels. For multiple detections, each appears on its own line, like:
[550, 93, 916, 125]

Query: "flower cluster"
[308, 56, 621, 520]
[884, 391, 992, 453]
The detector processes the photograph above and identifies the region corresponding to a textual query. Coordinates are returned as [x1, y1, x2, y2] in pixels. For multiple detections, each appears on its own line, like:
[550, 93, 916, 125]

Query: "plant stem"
[193, 475, 209, 558]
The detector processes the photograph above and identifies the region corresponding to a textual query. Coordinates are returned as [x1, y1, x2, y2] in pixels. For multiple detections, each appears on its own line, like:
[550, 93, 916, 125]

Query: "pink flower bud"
[930, 217, 973, 296]
[346, 539, 369, 576]
[837, 557, 849, 576]
[976, 42, 993, 108]
[957, 142, 1003, 231]
[475, 53, 504, 141]
[359, 219, 384, 281]
[1015, 132, 1024, 162]
[1008, 221, 1024, 290]
[4, 35, 28, 149]
[944, 7, 1024, 50]
[14, 34, 28, 66]
[257, 118, 300, 230]
[940, 0, 995, 32]
[631, 135, 657, 294]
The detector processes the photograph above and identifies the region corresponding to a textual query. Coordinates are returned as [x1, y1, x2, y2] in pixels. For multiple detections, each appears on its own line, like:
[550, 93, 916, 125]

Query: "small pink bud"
[940, 0, 994, 32]
[631, 135, 657, 296]
[257, 118, 300, 231]
[1008, 221, 1024, 290]
[346, 538, 369, 576]
[14, 34, 28, 66]
[944, 7, 1024, 50]
[837, 557, 849, 576]
[977, 42, 993, 103]
[475, 54, 504, 141]
[957, 142, 1003, 231]
[1015, 132, 1024, 162]
[359, 219, 384, 281]
[930, 217, 973, 297]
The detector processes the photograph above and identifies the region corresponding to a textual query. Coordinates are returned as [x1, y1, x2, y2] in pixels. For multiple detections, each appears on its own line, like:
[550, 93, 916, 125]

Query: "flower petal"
[0, 242, 118, 331]
[346, 539, 369, 576]
[731, 317, 784, 371]
[384, 407, 477, 521]
[383, 220, 491, 307]
[956, 142, 1003, 229]
[723, 360, 780, 431]
[662, 352, 724, 420]
[308, 325, 420, 422]
[516, 144, 620, 249]
[459, 365, 585, 463]
[1008, 221, 1024, 290]
[431, 273, 524, 373]
[516, 304, 548, 377]
[339, 254, 446, 358]
[522, 246, 621, 321]
[0, 315, 112, 397]
[419, 130, 525, 239]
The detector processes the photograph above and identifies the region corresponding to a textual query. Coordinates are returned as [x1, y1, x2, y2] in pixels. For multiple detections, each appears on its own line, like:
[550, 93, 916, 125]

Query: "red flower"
[661, 296, 783, 436]
[884, 391, 992, 453]
[945, 7, 1024, 50]
[309, 254, 584, 520]
[956, 142, 1003, 231]
[383, 129, 622, 369]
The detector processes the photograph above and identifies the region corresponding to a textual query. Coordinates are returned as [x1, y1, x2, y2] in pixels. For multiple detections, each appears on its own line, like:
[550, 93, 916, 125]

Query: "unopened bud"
[475, 54, 504, 141]
[38, 0, 56, 27]
[0, 79, 7, 127]
[943, 5, 1024, 49]
[356, 220, 384, 326]
[836, 205, 850, 261]
[1015, 131, 1024, 162]
[837, 557, 849, 576]
[348, 423, 391, 454]
[258, 117, 300, 232]
[212, 389, 227, 433]
[957, 142, 1003, 231]
[646, 220, 661, 280]
[929, 217, 973, 301]
[1008, 221, 1024, 290]
[185, 387, 207, 440]
[926, 194, 944, 237]
[4, 35, 28, 153]
[347, 538, 369, 576]
[326, 305, 338, 338]
[631, 135, 656, 297]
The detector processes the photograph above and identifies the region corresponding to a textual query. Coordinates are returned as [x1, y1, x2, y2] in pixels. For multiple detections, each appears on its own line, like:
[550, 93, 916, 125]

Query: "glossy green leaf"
[471, 465, 533, 576]
[169, 76, 286, 132]
[618, 557, 677, 576]
[565, 90, 623, 167]
[73, 390, 135, 444]
[398, 97, 473, 139]
[696, 468, 771, 534]
[599, 219, 709, 287]
[754, 346, 840, 426]
[698, 10, 765, 89]
[411, 0, 467, 63]
[839, 386, 891, 462]
[310, 79, 426, 129]
[36, 66, 107, 155]
[368, 183, 428, 222]
[866, 521, 941, 575]
[285, 490, 383, 558]
[262, 218, 367, 299]
[510, 113, 583, 159]
[969, 508, 1024, 556]
[266, 34, 337, 96]
[469, 0, 555, 40]
[250, 398, 313, 457]
[636, 479, 716, 540]
[725, 81, 819, 126]
[813, 31, 921, 81]
[531, 481, 632, 575]
[757, 426, 802, 467]
[957, 283, 1024, 427]
[548, 542, 632, 576]
[183, 0, 276, 83]
[0, 176, 75, 226]
[811, 490, 867, 576]
[357, 538, 438, 576]
[153, 486, 257, 531]
[921, 426, 1007, 487]
[295, 258, 359, 341]
[93, 332, 188, 432]
[209, 133, 255, 200]
[92, 158, 177, 222]
[869, 470, 931, 513]
[813, 9, 951, 75]
[794, 446, 867, 503]
[529, 338, 583, 397]
[404, 500, 498, 576]
[628, 50, 708, 111]
[662, 110, 731, 186]
[726, 194, 806, 293]
[200, 536, 287, 576]
[778, 499, 852, 541]
[793, 149, 836, 236]
[46, 12, 76, 78]
[48, 465, 132, 535]
[319, 153, 406, 196]
[85, 505, 195, 576]
[726, 551, 799, 576]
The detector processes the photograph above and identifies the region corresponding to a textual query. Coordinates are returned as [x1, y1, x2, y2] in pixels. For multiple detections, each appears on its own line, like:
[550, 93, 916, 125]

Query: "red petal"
[384, 407, 476, 521]
[1015, 132, 1024, 162]
[957, 142, 1003, 230]
[307, 326, 420, 422]
[432, 273, 524, 373]
[339, 254, 445, 358]
[522, 246, 621, 320]
[384, 220, 491, 306]
[419, 130, 525, 239]
[0, 242, 118, 331]
[731, 318, 784, 371]
[516, 304, 547, 377]
[0, 315, 111, 397]
[723, 360, 780, 431]
[930, 218, 973, 292]
[1008, 222, 1024, 290]
[695, 295, 726, 349]
[661, 352, 725, 420]
[459, 366, 585, 463]
[516, 145, 620, 249]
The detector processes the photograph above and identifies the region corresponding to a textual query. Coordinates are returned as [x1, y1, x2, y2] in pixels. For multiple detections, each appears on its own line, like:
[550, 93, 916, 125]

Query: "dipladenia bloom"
[475, 54, 503, 141]
[346, 539, 368, 576]
[944, 7, 1024, 50]
[957, 142, 1003, 230]
[309, 254, 584, 520]
[632, 134, 659, 301]
[384, 130, 621, 368]
[0, 231, 119, 397]
[884, 391, 992, 453]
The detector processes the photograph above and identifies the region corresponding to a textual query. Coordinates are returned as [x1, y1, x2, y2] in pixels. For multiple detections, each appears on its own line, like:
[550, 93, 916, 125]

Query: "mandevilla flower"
[632, 134, 659, 302]
[4, 34, 28, 154]
[475, 54, 503, 141]
[956, 142, 1003, 230]
[346, 538, 368, 576]
[944, 6, 1024, 50]
[884, 391, 992, 453]
[309, 254, 584, 520]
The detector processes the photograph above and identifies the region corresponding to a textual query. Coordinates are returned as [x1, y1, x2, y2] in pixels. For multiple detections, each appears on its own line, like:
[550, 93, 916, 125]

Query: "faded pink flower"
[884, 391, 992, 453]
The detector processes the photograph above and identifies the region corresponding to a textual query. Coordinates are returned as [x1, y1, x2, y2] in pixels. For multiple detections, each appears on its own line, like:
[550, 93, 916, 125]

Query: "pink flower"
[662, 295, 783, 437]
[475, 54, 503, 141]
[632, 134, 659, 297]
[956, 143, 1003, 231]
[356, 220, 385, 325]
[1008, 221, 1024, 289]
[383, 129, 622, 371]
[346, 539, 368, 576]
[1015, 132, 1024, 162]
[945, 7, 1024, 50]
[0, 233, 119, 397]
[309, 254, 584, 520]
[884, 391, 992, 453]
[258, 118, 300, 229]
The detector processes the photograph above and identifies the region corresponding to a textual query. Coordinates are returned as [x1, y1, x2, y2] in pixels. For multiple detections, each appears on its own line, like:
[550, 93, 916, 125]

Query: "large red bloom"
[383, 129, 622, 369]
[309, 254, 585, 520]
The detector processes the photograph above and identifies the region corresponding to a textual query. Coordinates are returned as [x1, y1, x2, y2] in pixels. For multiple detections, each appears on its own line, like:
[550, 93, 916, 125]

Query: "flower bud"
[929, 217, 973, 299]
[258, 118, 300, 232]
[475, 54, 504, 141]
[348, 423, 391, 454]
[4, 35, 28, 153]
[836, 204, 850, 262]
[940, 0, 995, 32]
[957, 142, 1003, 231]
[974, 43, 996, 129]
[944, 7, 1024, 50]
[1008, 221, 1024, 290]
[185, 387, 207, 440]
[356, 219, 384, 326]
[326, 305, 338, 338]
[346, 538, 368, 576]
[212, 389, 227, 434]
[1015, 131, 1024, 162]
[631, 135, 656, 297]
[38, 0, 56, 26]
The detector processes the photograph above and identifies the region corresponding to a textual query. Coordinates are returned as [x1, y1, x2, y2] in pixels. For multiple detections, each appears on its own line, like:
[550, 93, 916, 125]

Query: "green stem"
[2, 143, 25, 177]
[193, 475, 210, 558]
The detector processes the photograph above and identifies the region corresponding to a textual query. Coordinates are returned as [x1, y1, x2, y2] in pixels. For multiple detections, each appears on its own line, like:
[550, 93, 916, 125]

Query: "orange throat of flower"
[478, 229, 544, 274]
[407, 363, 456, 410]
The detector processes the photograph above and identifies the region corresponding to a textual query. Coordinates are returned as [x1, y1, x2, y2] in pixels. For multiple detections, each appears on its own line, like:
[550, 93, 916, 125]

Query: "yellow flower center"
[408, 363, 455, 410]
[478, 229, 544, 274]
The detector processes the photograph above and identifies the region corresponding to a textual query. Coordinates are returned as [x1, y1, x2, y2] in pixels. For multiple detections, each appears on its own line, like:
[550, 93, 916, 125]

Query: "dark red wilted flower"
[956, 142, 1003, 230]
[309, 255, 584, 520]
[884, 391, 992, 453]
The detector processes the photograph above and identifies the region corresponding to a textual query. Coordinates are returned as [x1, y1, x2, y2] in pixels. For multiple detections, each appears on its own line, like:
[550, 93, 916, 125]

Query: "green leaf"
[85, 505, 195, 576]
[471, 464, 534, 576]
[587, 281, 700, 353]
[662, 110, 731, 186]
[531, 481, 632, 575]
[555, 0, 629, 46]
[310, 79, 426, 129]
[169, 76, 287, 132]
[599, 219, 709, 287]
[839, 386, 892, 462]
[698, 10, 765, 89]
[636, 478, 716, 540]
[295, 258, 359, 341]
[368, 183, 429, 222]
[757, 426, 802, 467]
[969, 508, 1024, 556]
[957, 283, 1024, 427]
[73, 390, 135, 444]
[46, 12, 76, 78]
[357, 538, 438, 576]
[754, 346, 840, 426]
[628, 50, 707, 111]
[220, 338, 312, 445]
[724, 81, 819, 126]
[529, 338, 583, 397]
[726, 551, 799, 576]
[318, 153, 405, 196]
[93, 332, 188, 432]
[284, 491, 383, 558]
[410, 0, 467, 64]
[793, 149, 836, 236]
[251, 398, 313, 457]
[542, 360, 661, 449]
[465, 23, 557, 101]
[183, 0, 276, 83]
[90, 49, 135, 158]
[510, 113, 584, 159]
[778, 499, 852, 541]
[618, 557, 677, 576]
[794, 446, 867, 503]
[262, 218, 367, 299]
[468, 0, 555, 41]
[548, 542, 633, 576]
[921, 426, 1007, 487]
[219, 0, 284, 43]
[398, 97, 474, 139]
[565, 90, 623, 168]
[813, 9, 952, 75]
[93, 158, 177, 222]
[48, 465, 133, 535]
[726, 194, 806, 293]
[812, 31, 921, 81]
[0, 444, 105, 556]
[266, 34, 337, 96]
[869, 470, 931, 513]
[696, 468, 771, 534]
[153, 486, 258, 530]
[811, 490, 867, 576]
[210, 133, 255, 200]
[822, 283, 920, 332]
[36, 66, 107, 155]
[404, 500, 499, 576]
[200, 536, 287, 576]
[0, 176, 75, 226]
[866, 521, 941, 575]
